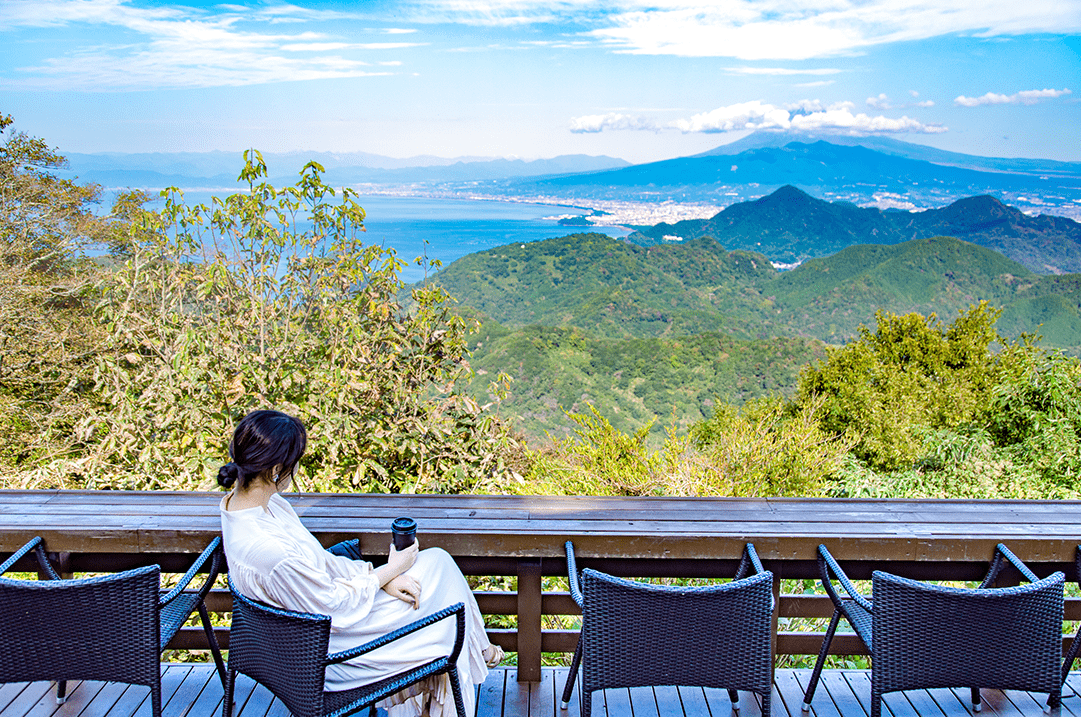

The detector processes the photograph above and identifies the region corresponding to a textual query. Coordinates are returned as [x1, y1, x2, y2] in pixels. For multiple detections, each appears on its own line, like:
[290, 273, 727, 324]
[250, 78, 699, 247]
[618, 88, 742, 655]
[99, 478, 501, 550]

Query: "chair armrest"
[979, 542, 1039, 588]
[818, 544, 873, 614]
[0, 536, 61, 580]
[565, 541, 584, 609]
[735, 543, 766, 579]
[327, 602, 466, 664]
[160, 537, 223, 608]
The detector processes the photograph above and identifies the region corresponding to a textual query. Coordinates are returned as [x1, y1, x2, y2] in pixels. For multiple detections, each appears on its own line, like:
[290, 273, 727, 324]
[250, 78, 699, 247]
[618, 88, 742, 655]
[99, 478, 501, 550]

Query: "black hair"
[217, 410, 307, 490]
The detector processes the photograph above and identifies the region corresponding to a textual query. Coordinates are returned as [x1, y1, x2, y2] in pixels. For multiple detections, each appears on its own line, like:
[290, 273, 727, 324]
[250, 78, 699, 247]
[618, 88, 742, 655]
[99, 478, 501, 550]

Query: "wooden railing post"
[516, 558, 542, 682]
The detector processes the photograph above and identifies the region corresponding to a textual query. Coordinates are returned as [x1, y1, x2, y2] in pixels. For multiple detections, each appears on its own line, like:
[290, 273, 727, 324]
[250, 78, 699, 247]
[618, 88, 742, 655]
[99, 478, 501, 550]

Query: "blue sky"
[0, 0, 1078, 164]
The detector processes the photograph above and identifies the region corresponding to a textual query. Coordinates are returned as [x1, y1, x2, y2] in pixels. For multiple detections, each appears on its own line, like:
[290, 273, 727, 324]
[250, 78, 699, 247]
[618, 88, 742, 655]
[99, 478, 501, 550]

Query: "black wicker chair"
[224, 578, 467, 717]
[561, 541, 774, 717]
[802, 543, 1064, 717]
[0, 535, 226, 714]
[1061, 545, 1081, 687]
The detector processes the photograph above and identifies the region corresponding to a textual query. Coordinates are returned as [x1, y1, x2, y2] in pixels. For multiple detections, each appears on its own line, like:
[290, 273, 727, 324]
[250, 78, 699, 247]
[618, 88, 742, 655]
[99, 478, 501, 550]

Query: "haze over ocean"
[163, 192, 630, 283]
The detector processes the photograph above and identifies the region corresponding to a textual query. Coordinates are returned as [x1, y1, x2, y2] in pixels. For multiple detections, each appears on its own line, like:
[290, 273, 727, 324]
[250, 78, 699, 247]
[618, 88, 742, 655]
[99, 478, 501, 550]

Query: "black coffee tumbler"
[391, 517, 417, 550]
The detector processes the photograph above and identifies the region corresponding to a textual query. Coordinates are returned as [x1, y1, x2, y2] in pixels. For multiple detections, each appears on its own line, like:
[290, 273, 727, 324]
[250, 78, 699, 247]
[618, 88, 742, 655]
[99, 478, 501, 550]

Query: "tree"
[71, 151, 522, 492]
[0, 113, 107, 476]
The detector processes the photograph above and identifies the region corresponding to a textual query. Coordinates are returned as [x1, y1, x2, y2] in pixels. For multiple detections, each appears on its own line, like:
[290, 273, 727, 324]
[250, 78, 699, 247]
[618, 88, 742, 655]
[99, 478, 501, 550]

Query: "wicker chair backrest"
[0, 565, 161, 687]
[581, 568, 774, 692]
[872, 570, 1064, 696]
[228, 583, 332, 717]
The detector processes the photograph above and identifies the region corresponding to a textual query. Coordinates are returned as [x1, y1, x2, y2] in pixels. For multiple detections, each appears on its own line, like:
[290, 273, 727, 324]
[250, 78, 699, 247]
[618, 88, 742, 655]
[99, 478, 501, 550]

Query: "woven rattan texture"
[226, 583, 467, 717]
[0, 565, 161, 687]
[837, 598, 873, 650]
[227, 587, 332, 717]
[872, 570, 1064, 700]
[580, 568, 773, 717]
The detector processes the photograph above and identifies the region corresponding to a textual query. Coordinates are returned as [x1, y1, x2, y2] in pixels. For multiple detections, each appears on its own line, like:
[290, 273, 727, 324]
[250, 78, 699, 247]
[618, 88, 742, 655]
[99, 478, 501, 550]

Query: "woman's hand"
[374, 540, 419, 587]
[387, 540, 419, 575]
[383, 574, 422, 609]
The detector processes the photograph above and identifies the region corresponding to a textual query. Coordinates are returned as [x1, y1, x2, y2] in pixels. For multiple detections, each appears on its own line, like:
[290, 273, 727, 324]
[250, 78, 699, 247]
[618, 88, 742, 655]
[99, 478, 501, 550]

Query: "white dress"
[220, 493, 490, 717]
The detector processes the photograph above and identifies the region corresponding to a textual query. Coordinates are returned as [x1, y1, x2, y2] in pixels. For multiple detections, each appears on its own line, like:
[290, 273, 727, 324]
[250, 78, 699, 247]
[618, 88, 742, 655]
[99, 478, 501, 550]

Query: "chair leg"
[802, 609, 842, 712]
[152, 683, 162, 717]
[761, 690, 771, 717]
[871, 688, 881, 717]
[566, 635, 583, 709]
[448, 668, 467, 717]
[55, 680, 67, 705]
[222, 669, 236, 717]
[561, 636, 583, 710]
[198, 602, 228, 688]
[1048, 689, 1061, 712]
[971, 687, 981, 712]
[728, 689, 740, 712]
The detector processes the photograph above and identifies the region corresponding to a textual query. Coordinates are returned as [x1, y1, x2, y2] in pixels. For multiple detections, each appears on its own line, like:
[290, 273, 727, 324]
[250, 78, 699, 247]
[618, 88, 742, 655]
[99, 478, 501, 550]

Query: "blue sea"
[358, 196, 630, 283]
[155, 192, 631, 283]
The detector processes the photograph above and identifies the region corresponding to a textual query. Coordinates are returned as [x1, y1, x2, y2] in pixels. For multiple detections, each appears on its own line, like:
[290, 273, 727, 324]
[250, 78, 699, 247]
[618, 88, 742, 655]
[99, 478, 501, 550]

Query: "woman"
[218, 410, 502, 717]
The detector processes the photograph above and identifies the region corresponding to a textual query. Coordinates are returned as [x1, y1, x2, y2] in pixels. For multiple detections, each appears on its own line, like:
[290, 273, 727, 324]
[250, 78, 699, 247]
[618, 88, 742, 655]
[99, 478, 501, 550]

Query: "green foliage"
[796, 302, 1003, 470]
[466, 323, 825, 444]
[17, 150, 523, 492]
[0, 113, 109, 476]
[518, 397, 848, 498]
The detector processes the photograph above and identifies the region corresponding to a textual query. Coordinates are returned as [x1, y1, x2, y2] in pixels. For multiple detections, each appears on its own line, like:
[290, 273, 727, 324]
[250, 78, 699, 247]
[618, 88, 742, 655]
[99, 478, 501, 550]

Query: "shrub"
[21, 151, 523, 492]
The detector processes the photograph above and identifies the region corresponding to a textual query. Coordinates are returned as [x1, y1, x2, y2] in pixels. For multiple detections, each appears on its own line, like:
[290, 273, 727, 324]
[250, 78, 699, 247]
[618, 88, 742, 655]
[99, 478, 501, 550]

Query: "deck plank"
[773, 670, 810, 717]
[675, 687, 711, 717]
[529, 669, 555, 717]
[627, 689, 658, 717]
[821, 672, 866, 717]
[793, 670, 841, 717]
[651, 686, 683, 717]
[5, 670, 1081, 717]
[601, 687, 632, 717]
[1, 682, 58, 717]
[477, 667, 506, 717]
[552, 668, 581, 717]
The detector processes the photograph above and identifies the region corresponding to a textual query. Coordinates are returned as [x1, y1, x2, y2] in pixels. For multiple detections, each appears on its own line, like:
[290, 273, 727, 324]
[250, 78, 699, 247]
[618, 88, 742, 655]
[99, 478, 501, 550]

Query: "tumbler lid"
[392, 517, 416, 532]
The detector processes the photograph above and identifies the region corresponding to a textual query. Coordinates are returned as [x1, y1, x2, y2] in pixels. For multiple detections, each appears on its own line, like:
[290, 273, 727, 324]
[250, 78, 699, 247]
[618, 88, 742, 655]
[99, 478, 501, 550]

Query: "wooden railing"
[3, 491, 1081, 683]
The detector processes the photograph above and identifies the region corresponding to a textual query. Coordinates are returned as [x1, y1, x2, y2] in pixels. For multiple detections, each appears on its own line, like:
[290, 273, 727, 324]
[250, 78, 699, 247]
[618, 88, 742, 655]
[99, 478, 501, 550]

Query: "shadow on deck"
[3, 666, 1080, 717]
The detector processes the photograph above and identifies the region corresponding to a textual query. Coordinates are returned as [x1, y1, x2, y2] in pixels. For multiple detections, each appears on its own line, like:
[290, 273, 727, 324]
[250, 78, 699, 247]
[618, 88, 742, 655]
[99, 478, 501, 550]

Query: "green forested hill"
[432, 231, 1081, 347]
[466, 321, 825, 439]
[631, 186, 1081, 274]
[429, 231, 1081, 441]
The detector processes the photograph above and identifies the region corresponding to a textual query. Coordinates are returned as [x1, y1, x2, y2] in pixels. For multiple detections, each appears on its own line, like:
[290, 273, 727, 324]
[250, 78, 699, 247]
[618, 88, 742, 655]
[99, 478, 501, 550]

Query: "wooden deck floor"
[3, 666, 1080, 717]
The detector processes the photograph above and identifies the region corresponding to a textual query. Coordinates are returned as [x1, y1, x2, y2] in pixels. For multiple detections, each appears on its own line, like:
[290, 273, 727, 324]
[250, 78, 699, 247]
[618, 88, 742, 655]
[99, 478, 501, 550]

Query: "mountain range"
[630, 185, 1081, 274]
[60, 150, 630, 189]
[501, 138, 1081, 215]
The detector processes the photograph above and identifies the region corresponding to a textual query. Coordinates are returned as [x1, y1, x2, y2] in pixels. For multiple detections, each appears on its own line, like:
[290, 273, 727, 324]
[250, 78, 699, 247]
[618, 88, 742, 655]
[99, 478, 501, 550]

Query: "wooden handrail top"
[3, 490, 1081, 566]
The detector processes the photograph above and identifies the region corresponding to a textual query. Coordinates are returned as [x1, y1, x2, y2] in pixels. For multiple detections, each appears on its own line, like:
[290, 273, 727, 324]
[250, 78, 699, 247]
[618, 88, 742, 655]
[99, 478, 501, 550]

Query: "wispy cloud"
[570, 99, 947, 135]
[954, 88, 1072, 106]
[1, 0, 406, 90]
[724, 67, 842, 76]
[568, 113, 662, 132]
[417, 0, 1081, 60]
[867, 93, 934, 109]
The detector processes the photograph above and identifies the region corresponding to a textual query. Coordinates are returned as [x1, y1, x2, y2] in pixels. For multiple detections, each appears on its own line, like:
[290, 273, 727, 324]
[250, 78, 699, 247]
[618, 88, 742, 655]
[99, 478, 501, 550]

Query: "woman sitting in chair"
[218, 410, 503, 717]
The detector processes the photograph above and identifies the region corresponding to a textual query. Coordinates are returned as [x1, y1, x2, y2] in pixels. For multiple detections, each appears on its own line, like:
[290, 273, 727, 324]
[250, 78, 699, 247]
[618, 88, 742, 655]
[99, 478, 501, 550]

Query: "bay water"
[153, 191, 631, 284]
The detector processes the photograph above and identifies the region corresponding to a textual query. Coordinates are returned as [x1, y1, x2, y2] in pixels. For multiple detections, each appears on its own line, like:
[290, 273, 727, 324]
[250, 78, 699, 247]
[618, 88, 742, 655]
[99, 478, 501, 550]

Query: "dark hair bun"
[217, 462, 240, 489]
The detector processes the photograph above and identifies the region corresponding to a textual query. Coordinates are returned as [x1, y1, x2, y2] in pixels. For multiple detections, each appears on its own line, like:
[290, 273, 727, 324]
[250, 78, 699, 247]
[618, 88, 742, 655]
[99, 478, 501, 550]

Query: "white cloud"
[867, 93, 894, 109]
[868, 93, 936, 109]
[569, 113, 661, 133]
[672, 101, 792, 132]
[954, 88, 1072, 106]
[572, 99, 947, 136]
[723, 67, 842, 76]
[580, 0, 1081, 60]
[0, 0, 405, 90]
